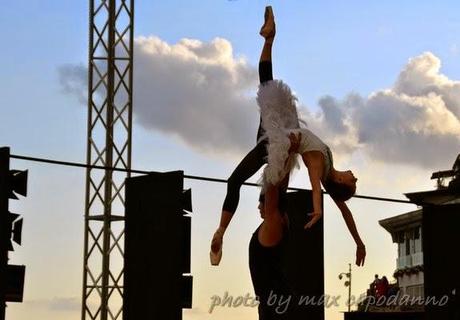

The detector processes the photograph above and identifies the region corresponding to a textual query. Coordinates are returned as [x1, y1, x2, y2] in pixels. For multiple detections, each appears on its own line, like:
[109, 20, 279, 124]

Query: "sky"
[1, 1, 460, 320]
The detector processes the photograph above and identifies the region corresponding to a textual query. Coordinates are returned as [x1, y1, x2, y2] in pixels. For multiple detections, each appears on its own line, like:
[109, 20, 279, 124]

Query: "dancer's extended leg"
[210, 6, 276, 266]
[210, 140, 268, 267]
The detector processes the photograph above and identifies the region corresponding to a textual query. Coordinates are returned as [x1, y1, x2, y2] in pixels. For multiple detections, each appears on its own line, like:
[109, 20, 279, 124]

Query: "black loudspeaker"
[284, 190, 325, 320]
[123, 171, 192, 320]
[423, 204, 460, 320]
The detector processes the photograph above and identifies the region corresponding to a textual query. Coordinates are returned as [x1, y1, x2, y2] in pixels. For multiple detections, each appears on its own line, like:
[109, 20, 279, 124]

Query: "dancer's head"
[257, 199, 266, 218]
[324, 170, 357, 202]
[258, 192, 287, 218]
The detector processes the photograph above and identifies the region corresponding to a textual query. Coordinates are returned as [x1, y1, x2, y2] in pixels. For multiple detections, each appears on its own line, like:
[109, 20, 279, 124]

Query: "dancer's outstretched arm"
[333, 198, 366, 266]
[301, 152, 325, 229]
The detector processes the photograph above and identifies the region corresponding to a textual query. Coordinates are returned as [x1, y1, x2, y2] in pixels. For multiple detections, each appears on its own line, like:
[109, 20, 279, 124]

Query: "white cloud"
[300, 52, 460, 169]
[59, 36, 259, 159]
[133, 36, 259, 157]
[59, 38, 460, 170]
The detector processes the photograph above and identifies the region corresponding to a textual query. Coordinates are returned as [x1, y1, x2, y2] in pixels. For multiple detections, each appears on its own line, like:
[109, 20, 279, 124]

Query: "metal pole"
[99, 1, 116, 319]
[348, 263, 352, 312]
[0, 148, 9, 320]
[82, 0, 134, 318]
[81, 0, 94, 317]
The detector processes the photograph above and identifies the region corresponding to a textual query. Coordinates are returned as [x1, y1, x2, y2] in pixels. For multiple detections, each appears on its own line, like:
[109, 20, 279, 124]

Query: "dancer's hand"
[288, 132, 301, 154]
[304, 211, 322, 229]
[356, 244, 366, 266]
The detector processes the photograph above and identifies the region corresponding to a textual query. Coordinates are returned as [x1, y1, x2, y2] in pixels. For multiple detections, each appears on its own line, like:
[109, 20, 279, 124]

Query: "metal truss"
[82, 1, 134, 319]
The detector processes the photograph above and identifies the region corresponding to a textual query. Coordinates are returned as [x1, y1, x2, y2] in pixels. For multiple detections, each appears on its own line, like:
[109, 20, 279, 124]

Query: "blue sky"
[2, 1, 460, 320]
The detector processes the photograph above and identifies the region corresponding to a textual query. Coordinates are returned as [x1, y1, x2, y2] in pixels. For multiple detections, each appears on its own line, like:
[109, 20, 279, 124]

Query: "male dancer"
[249, 185, 293, 320]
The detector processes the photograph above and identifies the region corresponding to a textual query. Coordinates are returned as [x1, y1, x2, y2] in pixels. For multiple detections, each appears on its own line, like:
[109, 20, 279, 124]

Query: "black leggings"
[222, 61, 273, 213]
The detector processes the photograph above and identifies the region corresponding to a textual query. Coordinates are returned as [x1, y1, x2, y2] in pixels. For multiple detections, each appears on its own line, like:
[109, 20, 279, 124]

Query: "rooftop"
[379, 209, 422, 242]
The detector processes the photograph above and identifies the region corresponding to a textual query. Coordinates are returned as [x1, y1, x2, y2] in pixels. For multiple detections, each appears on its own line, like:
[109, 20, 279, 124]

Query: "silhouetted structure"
[283, 190, 325, 320]
[0, 147, 28, 320]
[346, 154, 460, 320]
[81, 1, 135, 319]
[406, 154, 460, 319]
[123, 171, 192, 320]
[422, 204, 460, 320]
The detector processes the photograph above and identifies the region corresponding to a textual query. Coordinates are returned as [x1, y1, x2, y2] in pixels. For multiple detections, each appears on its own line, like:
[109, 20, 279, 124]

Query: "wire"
[10, 153, 414, 205]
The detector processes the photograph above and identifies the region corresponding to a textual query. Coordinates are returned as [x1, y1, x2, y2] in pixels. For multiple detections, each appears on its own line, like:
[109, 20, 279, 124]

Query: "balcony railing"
[397, 255, 412, 269]
[397, 253, 424, 269]
[412, 252, 423, 266]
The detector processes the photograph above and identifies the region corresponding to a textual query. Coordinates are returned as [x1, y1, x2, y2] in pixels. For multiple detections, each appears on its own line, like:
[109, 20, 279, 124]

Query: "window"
[398, 242, 405, 258]
[415, 227, 422, 253]
[406, 227, 422, 254]
[406, 285, 424, 298]
[406, 234, 410, 255]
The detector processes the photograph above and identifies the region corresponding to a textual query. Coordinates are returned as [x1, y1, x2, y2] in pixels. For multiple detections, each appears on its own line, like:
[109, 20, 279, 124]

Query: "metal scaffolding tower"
[82, 1, 134, 319]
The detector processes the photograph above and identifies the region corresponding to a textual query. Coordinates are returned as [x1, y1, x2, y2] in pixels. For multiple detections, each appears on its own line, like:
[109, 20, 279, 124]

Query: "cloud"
[59, 38, 460, 169]
[26, 296, 82, 312]
[48, 296, 81, 311]
[58, 63, 87, 105]
[299, 52, 460, 169]
[134, 36, 260, 156]
[59, 36, 259, 158]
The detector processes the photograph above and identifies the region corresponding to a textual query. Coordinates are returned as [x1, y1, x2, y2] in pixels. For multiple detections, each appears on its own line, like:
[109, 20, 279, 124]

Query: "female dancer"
[211, 7, 366, 267]
[256, 7, 366, 266]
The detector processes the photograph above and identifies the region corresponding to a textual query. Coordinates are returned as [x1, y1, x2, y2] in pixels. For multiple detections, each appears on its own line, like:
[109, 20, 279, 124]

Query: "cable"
[10, 153, 414, 205]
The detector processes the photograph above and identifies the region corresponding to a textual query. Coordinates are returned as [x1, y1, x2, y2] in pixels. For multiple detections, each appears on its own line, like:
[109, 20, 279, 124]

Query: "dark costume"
[249, 224, 291, 319]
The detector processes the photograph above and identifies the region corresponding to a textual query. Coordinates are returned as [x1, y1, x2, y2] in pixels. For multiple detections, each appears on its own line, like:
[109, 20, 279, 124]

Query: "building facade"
[379, 210, 424, 298]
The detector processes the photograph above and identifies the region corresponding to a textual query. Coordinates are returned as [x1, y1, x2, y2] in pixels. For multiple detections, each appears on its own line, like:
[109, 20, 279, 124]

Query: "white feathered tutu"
[257, 79, 305, 191]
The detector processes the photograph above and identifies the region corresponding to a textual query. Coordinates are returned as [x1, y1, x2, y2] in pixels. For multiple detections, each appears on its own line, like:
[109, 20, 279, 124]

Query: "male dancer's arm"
[259, 183, 285, 247]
